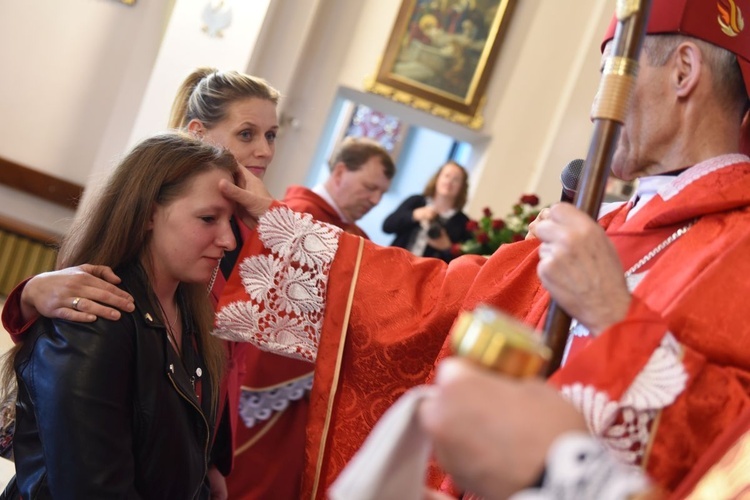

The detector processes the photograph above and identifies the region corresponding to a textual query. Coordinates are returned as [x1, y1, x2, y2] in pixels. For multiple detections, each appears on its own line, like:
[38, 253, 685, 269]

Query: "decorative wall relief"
[202, 0, 233, 38]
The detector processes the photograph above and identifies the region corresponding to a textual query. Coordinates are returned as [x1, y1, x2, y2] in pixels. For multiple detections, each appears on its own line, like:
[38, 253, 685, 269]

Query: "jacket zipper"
[167, 372, 210, 499]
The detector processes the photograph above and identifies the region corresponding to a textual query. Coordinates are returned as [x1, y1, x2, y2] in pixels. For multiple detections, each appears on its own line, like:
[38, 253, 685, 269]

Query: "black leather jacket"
[12, 263, 216, 499]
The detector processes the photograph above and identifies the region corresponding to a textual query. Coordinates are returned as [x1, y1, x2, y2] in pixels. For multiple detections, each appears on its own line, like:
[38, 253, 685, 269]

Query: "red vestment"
[282, 185, 369, 239]
[214, 154, 750, 498]
[671, 407, 750, 499]
[225, 184, 368, 499]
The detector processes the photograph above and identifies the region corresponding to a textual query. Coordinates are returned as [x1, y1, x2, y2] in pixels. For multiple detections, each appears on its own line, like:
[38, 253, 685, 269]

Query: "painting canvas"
[366, 0, 517, 128]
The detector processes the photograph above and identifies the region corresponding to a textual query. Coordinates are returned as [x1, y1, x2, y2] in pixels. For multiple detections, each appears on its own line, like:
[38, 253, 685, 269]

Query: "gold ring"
[72, 297, 82, 310]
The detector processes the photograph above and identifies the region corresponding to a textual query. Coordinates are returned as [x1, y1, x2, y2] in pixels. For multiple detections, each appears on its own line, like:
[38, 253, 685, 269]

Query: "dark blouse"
[383, 195, 472, 263]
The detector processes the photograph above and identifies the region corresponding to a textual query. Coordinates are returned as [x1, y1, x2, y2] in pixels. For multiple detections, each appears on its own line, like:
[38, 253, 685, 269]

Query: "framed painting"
[366, 0, 517, 129]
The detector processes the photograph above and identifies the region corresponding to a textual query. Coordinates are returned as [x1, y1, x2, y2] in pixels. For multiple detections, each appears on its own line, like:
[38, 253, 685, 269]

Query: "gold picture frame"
[365, 0, 517, 129]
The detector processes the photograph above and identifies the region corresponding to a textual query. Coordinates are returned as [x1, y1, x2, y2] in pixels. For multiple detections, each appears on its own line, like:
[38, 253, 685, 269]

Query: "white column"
[82, 0, 273, 212]
[128, 0, 272, 145]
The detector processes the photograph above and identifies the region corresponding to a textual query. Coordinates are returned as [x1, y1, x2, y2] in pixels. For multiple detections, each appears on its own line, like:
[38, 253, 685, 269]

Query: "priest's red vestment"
[225, 184, 368, 499]
[216, 154, 750, 498]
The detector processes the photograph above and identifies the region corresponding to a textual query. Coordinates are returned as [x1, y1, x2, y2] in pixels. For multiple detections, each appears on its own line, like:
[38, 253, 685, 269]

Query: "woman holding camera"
[383, 160, 472, 262]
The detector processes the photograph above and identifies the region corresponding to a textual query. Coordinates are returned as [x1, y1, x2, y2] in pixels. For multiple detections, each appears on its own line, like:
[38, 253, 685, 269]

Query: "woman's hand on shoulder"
[21, 265, 135, 323]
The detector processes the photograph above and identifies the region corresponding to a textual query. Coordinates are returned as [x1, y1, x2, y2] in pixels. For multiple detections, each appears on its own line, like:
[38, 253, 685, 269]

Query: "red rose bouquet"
[454, 194, 541, 256]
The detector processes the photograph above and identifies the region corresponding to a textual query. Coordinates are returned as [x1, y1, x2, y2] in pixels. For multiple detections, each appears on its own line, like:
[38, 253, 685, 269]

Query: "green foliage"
[455, 194, 541, 256]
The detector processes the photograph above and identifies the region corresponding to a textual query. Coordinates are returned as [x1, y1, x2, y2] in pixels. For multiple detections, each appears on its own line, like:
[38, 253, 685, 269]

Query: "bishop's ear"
[672, 41, 702, 97]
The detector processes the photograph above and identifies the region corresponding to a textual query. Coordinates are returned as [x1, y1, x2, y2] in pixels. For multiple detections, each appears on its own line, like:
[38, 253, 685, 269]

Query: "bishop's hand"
[533, 203, 631, 335]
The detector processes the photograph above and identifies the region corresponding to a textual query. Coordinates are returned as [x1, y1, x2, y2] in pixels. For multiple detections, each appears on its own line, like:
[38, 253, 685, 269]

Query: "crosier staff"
[452, 0, 653, 378]
[542, 0, 653, 375]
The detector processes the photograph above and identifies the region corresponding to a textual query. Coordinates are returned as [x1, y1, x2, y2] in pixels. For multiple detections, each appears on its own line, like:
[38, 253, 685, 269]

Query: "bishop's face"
[600, 41, 680, 181]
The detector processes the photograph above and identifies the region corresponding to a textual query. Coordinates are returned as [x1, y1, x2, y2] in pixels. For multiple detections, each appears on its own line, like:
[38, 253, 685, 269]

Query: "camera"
[427, 218, 445, 239]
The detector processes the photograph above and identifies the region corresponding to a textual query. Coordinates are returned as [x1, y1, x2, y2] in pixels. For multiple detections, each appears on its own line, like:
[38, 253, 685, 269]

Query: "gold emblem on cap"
[718, 0, 745, 37]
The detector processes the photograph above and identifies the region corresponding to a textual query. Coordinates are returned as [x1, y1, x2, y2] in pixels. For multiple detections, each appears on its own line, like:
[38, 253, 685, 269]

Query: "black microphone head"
[560, 159, 584, 202]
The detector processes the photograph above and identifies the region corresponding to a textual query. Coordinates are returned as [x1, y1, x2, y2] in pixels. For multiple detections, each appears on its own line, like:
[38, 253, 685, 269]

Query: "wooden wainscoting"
[0, 156, 80, 297]
[0, 157, 82, 210]
[0, 215, 59, 297]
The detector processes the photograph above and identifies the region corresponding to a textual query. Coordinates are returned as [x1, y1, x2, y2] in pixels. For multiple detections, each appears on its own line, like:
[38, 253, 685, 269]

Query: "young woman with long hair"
[2, 132, 238, 497]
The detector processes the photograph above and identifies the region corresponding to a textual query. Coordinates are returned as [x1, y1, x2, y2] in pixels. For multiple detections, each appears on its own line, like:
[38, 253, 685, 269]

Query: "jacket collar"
[115, 263, 213, 422]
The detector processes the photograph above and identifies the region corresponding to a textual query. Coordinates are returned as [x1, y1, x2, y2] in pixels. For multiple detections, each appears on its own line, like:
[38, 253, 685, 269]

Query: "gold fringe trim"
[240, 370, 316, 392]
[233, 407, 285, 456]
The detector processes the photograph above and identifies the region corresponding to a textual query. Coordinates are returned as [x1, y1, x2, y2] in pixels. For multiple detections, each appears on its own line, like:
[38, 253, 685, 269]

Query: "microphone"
[560, 159, 584, 203]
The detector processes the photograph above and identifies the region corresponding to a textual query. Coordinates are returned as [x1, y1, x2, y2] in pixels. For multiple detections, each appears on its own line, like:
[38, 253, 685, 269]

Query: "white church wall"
[0, 0, 618, 232]
[262, 0, 615, 219]
[0, 0, 173, 233]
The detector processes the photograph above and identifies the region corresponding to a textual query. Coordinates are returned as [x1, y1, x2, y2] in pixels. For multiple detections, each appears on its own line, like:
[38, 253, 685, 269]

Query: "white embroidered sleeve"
[560, 333, 687, 466]
[213, 206, 343, 362]
[509, 432, 651, 500]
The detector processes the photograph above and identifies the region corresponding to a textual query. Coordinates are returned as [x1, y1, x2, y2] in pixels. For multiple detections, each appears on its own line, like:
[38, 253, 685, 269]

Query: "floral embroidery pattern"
[560, 334, 687, 466]
[561, 384, 619, 436]
[213, 207, 342, 362]
[239, 374, 315, 428]
[620, 334, 686, 410]
[660, 154, 749, 200]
